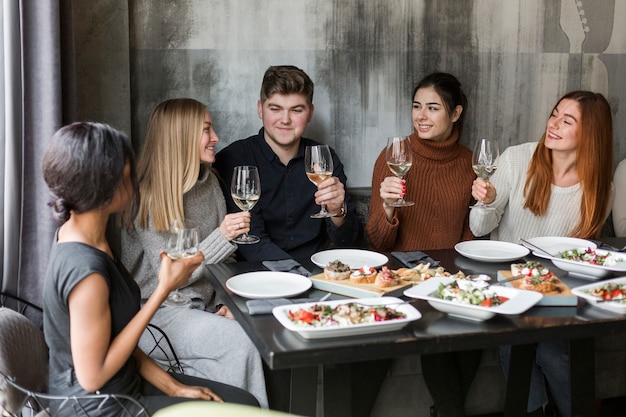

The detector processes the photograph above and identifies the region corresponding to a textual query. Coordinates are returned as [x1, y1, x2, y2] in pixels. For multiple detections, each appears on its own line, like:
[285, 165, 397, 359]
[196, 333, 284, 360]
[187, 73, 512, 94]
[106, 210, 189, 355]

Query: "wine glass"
[305, 145, 335, 218]
[231, 166, 261, 244]
[385, 136, 415, 207]
[471, 138, 499, 210]
[163, 219, 199, 307]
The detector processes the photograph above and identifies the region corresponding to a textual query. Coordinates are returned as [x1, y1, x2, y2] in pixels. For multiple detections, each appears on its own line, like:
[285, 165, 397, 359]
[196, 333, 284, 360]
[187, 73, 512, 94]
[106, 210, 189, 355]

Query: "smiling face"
[258, 93, 314, 152]
[199, 111, 219, 163]
[544, 98, 581, 153]
[411, 87, 462, 142]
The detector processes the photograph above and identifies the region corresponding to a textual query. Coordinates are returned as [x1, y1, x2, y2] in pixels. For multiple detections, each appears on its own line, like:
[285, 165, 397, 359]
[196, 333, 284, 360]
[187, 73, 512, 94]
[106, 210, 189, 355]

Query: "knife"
[491, 274, 525, 286]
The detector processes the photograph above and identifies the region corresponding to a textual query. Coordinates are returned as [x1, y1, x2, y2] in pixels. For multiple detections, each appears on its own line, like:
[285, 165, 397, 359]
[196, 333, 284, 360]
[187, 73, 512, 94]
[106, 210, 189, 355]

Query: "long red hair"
[523, 91, 613, 239]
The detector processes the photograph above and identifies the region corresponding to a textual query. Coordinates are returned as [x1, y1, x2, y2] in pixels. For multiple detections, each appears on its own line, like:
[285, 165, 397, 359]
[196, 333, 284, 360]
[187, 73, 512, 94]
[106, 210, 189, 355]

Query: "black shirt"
[213, 128, 363, 261]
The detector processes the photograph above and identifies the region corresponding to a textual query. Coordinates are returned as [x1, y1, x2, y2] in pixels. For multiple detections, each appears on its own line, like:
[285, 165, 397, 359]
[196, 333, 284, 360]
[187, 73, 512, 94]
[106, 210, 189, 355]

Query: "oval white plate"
[521, 236, 597, 256]
[311, 249, 389, 269]
[226, 271, 312, 299]
[404, 277, 543, 321]
[454, 240, 529, 263]
[272, 297, 421, 339]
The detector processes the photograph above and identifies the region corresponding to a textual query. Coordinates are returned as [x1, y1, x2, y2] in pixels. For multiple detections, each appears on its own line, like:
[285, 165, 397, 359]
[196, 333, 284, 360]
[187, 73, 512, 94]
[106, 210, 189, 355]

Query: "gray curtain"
[1, 0, 75, 307]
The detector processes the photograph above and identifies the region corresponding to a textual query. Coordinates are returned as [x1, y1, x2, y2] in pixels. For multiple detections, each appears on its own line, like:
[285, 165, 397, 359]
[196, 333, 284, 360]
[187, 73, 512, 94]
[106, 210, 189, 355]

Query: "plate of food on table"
[272, 296, 422, 339]
[404, 276, 543, 321]
[533, 245, 626, 279]
[496, 261, 577, 306]
[571, 277, 626, 314]
[309, 259, 466, 298]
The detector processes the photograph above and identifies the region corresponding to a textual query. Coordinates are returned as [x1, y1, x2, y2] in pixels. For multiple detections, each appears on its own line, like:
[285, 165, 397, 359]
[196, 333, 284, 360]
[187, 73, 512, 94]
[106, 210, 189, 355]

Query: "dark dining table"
[203, 239, 626, 417]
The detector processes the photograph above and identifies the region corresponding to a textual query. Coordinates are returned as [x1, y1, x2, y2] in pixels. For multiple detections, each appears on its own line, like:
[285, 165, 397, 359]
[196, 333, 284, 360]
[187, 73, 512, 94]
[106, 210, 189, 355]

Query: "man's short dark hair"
[260, 65, 314, 105]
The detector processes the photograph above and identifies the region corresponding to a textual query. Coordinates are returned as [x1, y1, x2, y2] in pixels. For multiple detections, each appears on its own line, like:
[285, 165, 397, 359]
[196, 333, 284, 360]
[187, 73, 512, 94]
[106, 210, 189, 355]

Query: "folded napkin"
[391, 251, 439, 268]
[247, 297, 319, 315]
[262, 259, 312, 277]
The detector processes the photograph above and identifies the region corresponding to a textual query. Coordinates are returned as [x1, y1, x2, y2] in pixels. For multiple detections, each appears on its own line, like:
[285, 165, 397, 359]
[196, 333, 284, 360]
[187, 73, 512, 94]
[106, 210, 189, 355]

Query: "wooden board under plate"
[497, 270, 577, 306]
[309, 272, 414, 298]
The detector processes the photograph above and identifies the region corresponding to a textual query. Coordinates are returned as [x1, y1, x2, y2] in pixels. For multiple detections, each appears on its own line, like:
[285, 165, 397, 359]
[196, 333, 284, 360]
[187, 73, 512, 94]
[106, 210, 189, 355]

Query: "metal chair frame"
[0, 292, 184, 416]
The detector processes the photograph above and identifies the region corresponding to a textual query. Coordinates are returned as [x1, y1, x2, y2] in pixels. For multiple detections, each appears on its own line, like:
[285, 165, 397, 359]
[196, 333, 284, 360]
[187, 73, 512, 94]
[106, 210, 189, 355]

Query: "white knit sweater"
[469, 142, 582, 243]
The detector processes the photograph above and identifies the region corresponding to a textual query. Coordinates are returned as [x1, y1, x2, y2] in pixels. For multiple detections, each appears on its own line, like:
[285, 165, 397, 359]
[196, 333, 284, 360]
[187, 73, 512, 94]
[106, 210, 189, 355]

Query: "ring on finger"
[239, 222, 244, 229]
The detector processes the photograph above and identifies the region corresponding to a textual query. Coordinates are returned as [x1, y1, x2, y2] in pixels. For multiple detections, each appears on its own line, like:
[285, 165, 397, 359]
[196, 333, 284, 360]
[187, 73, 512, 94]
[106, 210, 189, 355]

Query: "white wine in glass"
[471, 138, 499, 210]
[163, 219, 199, 307]
[385, 136, 415, 207]
[231, 166, 261, 244]
[305, 145, 335, 218]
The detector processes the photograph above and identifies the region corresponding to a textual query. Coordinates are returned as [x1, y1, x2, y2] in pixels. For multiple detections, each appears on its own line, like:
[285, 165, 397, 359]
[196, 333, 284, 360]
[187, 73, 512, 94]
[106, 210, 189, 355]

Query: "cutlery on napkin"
[247, 293, 331, 315]
[391, 251, 439, 268]
[262, 259, 312, 277]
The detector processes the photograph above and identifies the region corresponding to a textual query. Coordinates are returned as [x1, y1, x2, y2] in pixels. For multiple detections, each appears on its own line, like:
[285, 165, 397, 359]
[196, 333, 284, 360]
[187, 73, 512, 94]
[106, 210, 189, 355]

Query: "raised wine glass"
[231, 166, 261, 244]
[385, 136, 415, 207]
[163, 219, 199, 307]
[305, 145, 335, 218]
[471, 138, 499, 210]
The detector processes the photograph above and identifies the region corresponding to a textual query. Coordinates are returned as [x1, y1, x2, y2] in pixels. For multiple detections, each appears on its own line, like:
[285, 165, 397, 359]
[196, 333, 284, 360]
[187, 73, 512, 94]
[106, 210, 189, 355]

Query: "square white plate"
[272, 297, 421, 339]
[534, 248, 626, 280]
[571, 277, 626, 314]
[454, 240, 529, 262]
[404, 277, 543, 321]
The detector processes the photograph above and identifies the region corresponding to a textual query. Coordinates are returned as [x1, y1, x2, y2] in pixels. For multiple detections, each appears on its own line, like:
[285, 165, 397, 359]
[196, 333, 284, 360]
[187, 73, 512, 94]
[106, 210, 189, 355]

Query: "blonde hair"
[134, 98, 207, 231]
[523, 91, 613, 239]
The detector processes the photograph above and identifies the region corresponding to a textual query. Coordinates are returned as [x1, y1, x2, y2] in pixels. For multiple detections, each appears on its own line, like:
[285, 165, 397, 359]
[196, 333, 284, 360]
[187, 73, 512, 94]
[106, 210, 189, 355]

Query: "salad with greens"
[436, 280, 509, 308]
[559, 248, 624, 267]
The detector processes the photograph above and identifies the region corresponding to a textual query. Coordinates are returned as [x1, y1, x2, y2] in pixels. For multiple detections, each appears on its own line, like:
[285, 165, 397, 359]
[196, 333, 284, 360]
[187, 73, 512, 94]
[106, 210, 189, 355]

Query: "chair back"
[153, 401, 300, 416]
[0, 307, 49, 414]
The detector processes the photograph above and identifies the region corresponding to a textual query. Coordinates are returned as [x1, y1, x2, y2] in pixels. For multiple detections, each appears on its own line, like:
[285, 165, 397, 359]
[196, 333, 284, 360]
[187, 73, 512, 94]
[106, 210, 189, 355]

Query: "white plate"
[535, 248, 626, 280]
[272, 297, 421, 339]
[226, 271, 312, 299]
[404, 277, 543, 321]
[454, 240, 529, 263]
[311, 249, 388, 269]
[572, 277, 626, 314]
[522, 236, 597, 256]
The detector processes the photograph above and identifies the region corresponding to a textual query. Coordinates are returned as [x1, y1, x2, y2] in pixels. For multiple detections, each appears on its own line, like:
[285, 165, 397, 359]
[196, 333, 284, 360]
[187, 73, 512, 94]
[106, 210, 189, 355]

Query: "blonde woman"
[120, 98, 267, 407]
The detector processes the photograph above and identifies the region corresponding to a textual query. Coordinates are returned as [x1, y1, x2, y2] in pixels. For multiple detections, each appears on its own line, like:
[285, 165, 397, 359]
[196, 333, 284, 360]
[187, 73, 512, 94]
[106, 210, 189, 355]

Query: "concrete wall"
[75, 0, 626, 188]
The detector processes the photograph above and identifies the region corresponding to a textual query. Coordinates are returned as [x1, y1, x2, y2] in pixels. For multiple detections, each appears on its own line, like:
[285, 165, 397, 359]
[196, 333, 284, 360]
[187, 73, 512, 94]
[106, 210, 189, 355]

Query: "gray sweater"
[120, 166, 237, 306]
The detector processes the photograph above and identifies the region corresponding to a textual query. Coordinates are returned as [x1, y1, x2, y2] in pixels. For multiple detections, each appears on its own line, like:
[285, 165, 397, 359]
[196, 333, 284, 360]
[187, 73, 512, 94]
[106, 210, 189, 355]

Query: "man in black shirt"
[214, 65, 363, 261]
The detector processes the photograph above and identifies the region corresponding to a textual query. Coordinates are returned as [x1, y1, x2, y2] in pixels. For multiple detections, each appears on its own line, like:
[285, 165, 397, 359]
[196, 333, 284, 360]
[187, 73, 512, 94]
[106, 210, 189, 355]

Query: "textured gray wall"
[77, 0, 626, 188]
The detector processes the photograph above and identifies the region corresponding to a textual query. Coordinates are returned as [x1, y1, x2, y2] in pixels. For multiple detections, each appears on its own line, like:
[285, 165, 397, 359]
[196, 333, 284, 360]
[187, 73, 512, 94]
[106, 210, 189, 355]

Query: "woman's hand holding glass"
[163, 219, 201, 307]
[231, 166, 261, 244]
[219, 212, 251, 241]
[157, 249, 204, 305]
[385, 136, 415, 207]
[470, 138, 499, 210]
[471, 177, 497, 206]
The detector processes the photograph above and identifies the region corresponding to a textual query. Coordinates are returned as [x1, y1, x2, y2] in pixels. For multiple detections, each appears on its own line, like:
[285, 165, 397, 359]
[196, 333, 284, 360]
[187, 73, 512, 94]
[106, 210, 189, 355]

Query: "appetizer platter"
[309, 260, 465, 298]
[571, 277, 626, 314]
[404, 277, 543, 321]
[497, 261, 577, 306]
[272, 296, 421, 339]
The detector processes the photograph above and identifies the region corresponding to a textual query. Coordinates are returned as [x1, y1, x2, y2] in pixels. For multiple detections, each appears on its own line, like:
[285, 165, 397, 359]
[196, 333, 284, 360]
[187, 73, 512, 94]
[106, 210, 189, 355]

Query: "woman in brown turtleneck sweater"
[366, 73, 479, 417]
[366, 72, 475, 252]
